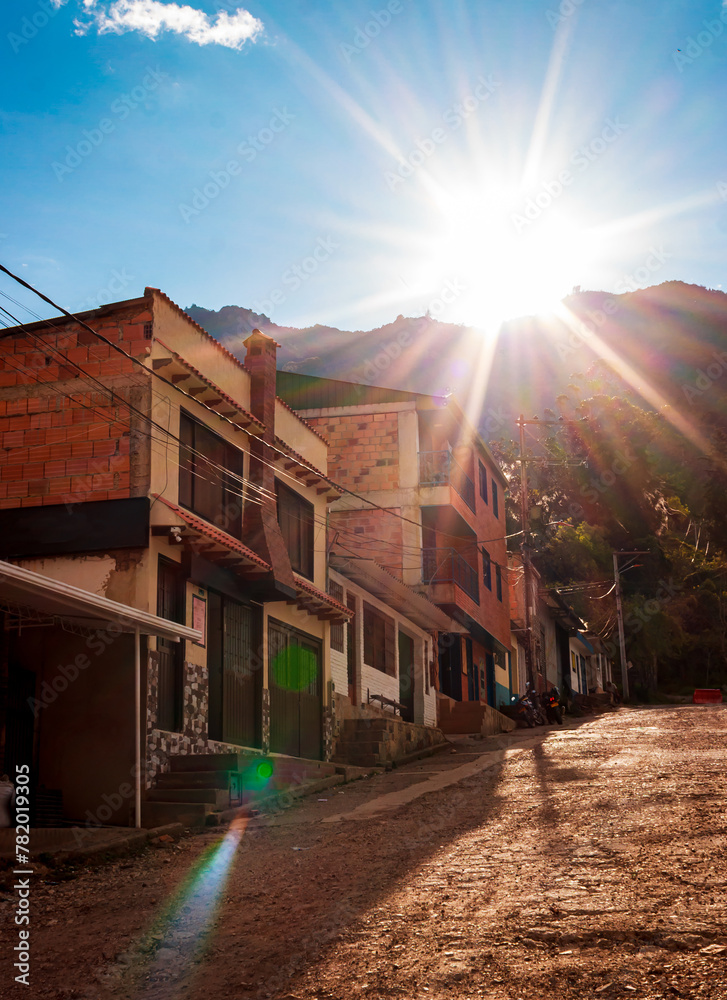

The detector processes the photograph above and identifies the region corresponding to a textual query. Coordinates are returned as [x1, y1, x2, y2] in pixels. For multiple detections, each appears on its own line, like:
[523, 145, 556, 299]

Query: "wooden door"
[268, 620, 322, 759]
[398, 631, 415, 722]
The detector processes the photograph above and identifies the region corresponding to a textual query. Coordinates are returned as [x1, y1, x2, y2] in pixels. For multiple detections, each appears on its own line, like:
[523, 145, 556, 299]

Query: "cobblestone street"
[4, 706, 726, 999]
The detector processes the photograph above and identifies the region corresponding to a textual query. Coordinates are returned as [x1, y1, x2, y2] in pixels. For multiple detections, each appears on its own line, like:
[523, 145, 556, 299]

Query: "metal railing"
[422, 547, 479, 603]
[419, 450, 476, 511]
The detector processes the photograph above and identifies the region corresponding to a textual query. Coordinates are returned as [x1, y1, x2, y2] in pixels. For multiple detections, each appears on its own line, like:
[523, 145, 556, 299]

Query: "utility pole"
[517, 415, 586, 692]
[613, 553, 629, 702]
[612, 550, 649, 702]
[518, 415, 535, 689]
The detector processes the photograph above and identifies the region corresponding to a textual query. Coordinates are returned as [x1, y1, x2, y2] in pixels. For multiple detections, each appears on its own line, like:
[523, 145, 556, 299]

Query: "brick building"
[276, 374, 514, 729]
[0, 290, 349, 826]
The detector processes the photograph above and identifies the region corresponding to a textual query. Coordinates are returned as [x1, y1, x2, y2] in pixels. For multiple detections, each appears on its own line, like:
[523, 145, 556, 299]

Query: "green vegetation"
[494, 364, 727, 699]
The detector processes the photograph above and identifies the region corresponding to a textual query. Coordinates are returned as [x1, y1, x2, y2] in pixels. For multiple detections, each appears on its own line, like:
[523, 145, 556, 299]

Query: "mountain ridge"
[185, 281, 727, 437]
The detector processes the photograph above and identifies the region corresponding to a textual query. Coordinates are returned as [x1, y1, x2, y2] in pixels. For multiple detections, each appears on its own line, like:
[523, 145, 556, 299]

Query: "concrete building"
[508, 552, 613, 699]
[276, 373, 513, 731]
[0, 290, 350, 826]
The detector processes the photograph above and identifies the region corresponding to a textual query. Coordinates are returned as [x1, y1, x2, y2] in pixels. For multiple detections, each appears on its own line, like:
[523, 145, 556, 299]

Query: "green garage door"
[268, 619, 322, 760]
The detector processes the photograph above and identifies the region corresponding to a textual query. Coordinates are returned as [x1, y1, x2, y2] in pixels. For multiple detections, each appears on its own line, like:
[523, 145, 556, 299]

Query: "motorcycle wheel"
[554, 707, 563, 724]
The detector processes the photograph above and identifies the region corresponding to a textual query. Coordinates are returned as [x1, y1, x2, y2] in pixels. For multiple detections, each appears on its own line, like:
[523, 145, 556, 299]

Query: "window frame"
[478, 461, 488, 504]
[492, 479, 499, 518]
[363, 601, 396, 676]
[178, 409, 243, 536]
[276, 478, 315, 580]
[482, 547, 492, 590]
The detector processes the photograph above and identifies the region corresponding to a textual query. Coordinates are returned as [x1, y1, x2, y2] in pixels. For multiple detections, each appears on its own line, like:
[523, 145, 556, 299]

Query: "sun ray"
[522, 20, 575, 190]
[553, 302, 723, 469]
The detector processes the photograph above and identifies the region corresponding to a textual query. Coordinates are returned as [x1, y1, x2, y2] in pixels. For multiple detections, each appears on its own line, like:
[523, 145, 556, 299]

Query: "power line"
[0, 266, 516, 551]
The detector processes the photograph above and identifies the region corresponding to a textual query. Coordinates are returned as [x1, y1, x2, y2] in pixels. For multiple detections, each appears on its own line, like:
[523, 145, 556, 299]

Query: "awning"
[330, 555, 464, 633]
[152, 496, 350, 623]
[0, 558, 202, 830]
[152, 493, 273, 579]
[0, 559, 201, 642]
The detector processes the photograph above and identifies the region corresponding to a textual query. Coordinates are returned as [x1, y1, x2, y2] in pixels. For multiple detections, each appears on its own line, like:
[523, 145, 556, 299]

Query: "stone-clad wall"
[145, 651, 273, 786]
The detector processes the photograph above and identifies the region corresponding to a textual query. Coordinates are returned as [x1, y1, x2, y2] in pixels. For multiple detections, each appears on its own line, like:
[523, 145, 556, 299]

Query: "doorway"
[268, 619, 322, 760]
[398, 630, 415, 722]
[207, 592, 260, 747]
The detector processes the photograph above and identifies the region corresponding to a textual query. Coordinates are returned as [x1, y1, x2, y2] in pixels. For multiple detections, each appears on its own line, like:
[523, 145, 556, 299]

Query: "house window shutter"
[384, 615, 396, 676]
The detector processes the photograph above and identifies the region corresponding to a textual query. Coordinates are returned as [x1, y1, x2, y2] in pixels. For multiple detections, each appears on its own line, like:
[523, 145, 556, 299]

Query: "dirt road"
[3, 705, 727, 999]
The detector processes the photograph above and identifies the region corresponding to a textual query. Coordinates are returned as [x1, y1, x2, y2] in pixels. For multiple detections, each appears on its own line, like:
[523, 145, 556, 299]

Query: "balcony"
[422, 547, 479, 603]
[419, 450, 476, 512]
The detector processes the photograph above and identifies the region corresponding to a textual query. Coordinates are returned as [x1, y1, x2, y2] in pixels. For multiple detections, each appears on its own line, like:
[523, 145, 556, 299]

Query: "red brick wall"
[0, 308, 152, 509]
[331, 507, 404, 579]
[305, 412, 400, 491]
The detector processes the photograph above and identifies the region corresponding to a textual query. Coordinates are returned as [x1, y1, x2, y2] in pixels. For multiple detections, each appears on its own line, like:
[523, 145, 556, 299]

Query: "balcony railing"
[422, 547, 479, 603]
[419, 450, 476, 512]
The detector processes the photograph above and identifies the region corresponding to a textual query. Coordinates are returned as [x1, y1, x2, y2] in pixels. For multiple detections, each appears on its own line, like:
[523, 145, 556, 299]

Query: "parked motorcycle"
[521, 682, 545, 726]
[540, 686, 564, 725]
[507, 692, 538, 727]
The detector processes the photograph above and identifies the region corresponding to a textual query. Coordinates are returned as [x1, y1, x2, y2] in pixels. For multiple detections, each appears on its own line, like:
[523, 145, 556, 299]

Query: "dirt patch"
[2, 707, 726, 999]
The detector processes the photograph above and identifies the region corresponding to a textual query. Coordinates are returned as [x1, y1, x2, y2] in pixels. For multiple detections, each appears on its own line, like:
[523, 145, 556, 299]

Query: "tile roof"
[153, 338, 264, 434]
[147, 288, 252, 374]
[294, 574, 352, 619]
[152, 494, 272, 571]
[273, 436, 343, 497]
[152, 495, 351, 621]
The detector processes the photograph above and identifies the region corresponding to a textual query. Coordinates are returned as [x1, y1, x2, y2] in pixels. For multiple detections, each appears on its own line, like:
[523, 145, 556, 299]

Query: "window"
[363, 602, 395, 676]
[479, 462, 488, 504]
[156, 558, 184, 732]
[496, 562, 503, 601]
[179, 411, 243, 535]
[328, 579, 344, 652]
[482, 548, 492, 590]
[492, 479, 499, 518]
[277, 480, 314, 579]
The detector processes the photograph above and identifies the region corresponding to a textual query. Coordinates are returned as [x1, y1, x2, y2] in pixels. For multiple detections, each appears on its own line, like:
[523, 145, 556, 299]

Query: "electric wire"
[0, 268, 521, 551]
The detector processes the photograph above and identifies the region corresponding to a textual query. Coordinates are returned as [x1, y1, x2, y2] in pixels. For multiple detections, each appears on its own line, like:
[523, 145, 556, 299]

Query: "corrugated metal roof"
[276, 371, 421, 410]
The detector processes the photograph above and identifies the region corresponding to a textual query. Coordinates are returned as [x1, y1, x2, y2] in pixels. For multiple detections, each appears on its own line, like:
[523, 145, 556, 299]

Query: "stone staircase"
[437, 696, 515, 736]
[332, 716, 447, 768]
[143, 752, 345, 828]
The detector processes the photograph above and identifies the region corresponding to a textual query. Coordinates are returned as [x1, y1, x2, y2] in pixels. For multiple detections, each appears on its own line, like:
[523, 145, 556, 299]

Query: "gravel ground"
[2, 705, 726, 1000]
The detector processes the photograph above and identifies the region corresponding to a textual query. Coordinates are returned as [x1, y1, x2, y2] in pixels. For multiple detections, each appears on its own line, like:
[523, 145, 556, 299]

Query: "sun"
[405, 187, 596, 332]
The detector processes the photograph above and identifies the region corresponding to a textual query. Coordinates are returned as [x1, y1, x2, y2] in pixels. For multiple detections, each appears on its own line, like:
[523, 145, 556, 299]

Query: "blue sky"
[1, 0, 727, 334]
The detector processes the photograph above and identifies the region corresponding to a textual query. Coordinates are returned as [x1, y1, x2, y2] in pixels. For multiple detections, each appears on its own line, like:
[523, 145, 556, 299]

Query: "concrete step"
[267, 755, 338, 782]
[332, 753, 381, 768]
[146, 787, 232, 807]
[341, 718, 396, 733]
[168, 752, 259, 773]
[142, 800, 216, 829]
[166, 752, 336, 783]
[155, 770, 235, 789]
[332, 739, 386, 755]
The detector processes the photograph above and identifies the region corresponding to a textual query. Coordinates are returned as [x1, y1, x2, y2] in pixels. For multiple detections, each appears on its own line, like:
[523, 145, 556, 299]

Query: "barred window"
[328, 579, 344, 653]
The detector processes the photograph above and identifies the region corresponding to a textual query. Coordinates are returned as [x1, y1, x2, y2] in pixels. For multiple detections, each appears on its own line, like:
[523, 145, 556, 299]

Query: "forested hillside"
[187, 283, 727, 695]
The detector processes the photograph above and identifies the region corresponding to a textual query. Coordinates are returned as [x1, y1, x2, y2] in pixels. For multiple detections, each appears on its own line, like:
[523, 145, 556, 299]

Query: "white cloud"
[72, 1, 264, 50]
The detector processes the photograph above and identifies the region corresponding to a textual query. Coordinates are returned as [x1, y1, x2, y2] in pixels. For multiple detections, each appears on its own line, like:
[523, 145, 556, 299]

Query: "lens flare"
[272, 643, 318, 691]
